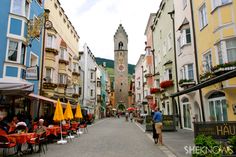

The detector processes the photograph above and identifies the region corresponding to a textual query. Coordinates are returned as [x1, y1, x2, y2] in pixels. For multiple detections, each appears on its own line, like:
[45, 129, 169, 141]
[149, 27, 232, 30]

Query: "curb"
[135, 122, 178, 157]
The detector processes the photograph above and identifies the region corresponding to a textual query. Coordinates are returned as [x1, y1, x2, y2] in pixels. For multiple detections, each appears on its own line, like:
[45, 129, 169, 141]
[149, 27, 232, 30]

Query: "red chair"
[79, 123, 88, 133]
[0, 128, 7, 135]
[0, 135, 16, 157]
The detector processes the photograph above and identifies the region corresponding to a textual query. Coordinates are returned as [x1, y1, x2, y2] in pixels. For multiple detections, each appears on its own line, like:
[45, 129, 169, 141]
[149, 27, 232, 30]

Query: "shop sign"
[194, 121, 236, 140]
[26, 66, 39, 80]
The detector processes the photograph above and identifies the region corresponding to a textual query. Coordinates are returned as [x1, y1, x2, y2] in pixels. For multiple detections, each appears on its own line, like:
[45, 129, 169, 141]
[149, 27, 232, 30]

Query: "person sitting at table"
[15, 119, 28, 133]
[29, 119, 46, 153]
[8, 116, 18, 133]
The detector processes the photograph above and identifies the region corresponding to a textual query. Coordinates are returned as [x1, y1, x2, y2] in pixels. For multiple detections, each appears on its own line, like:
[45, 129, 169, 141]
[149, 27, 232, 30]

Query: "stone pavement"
[24, 118, 168, 157]
[135, 122, 194, 157]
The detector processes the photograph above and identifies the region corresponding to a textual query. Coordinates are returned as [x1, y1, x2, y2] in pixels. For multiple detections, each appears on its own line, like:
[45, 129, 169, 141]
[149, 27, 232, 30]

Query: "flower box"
[160, 80, 174, 89]
[150, 88, 160, 94]
[179, 79, 196, 88]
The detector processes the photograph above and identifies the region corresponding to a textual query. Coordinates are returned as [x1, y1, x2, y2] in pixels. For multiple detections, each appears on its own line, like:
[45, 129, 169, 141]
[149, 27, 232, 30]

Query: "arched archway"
[117, 103, 126, 112]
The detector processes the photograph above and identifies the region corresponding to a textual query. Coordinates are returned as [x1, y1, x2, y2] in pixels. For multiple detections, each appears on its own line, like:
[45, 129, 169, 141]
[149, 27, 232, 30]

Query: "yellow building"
[40, 0, 80, 115]
[193, 0, 236, 121]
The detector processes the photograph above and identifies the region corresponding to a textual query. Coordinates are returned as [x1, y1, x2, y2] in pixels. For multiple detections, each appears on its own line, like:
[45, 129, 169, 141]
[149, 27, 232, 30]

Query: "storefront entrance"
[182, 98, 191, 129]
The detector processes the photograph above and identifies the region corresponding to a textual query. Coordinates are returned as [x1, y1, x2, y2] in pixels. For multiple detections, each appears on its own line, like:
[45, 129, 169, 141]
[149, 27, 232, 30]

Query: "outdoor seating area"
[0, 99, 91, 157]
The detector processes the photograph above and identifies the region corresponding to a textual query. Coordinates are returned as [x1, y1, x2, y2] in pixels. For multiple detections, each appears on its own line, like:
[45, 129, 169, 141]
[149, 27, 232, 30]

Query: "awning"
[171, 69, 236, 97]
[28, 93, 69, 108]
[0, 79, 34, 94]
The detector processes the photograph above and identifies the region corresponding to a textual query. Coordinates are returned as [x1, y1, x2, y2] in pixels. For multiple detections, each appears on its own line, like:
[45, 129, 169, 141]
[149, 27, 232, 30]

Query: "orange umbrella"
[75, 103, 83, 119]
[64, 101, 74, 120]
[53, 99, 64, 121]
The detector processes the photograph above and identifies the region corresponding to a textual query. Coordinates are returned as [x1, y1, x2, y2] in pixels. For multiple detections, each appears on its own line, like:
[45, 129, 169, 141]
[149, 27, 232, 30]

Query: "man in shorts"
[153, 107, 163, 145]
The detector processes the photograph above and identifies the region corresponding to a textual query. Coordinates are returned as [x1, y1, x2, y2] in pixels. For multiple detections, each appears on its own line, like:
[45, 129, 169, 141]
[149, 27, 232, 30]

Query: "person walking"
[125, 112, 129, 122]
[153, 107, 163, 145]
[151, 111, 158, 144]
[129, 112, 133, 122]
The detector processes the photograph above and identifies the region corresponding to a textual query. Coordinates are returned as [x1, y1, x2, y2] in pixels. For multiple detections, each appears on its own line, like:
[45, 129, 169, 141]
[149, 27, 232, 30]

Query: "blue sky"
[60, 0, 161, 64]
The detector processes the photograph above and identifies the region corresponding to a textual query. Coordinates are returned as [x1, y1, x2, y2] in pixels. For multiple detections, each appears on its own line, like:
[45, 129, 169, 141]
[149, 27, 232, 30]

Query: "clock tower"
[114, 24, 129, 109]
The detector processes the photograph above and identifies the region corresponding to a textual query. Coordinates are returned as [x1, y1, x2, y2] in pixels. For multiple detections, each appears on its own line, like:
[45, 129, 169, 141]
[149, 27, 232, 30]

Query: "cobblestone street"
[27, 118, 167, 157]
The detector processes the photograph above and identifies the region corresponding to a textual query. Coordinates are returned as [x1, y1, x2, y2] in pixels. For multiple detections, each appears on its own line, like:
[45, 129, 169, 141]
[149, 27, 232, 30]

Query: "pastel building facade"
[173, 0, 202, 130]
[193, 0, 236, 122]
[0, 0, 44, 117]
[41, 0, 80, 114]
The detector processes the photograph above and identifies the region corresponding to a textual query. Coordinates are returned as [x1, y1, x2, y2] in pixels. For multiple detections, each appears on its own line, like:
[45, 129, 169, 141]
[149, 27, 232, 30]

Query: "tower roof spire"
[114, 24, 128, 38]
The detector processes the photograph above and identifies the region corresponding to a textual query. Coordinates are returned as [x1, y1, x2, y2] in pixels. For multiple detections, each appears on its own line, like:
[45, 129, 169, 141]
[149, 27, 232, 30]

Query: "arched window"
[208, 91, 227, 121]
[118, 42, 123, 50]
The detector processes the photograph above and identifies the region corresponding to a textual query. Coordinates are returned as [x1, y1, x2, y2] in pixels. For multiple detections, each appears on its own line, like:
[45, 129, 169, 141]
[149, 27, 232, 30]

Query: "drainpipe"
[190, 0, 205, 121]
[141, 65, 145, 114]
[168, 10, 182, 129]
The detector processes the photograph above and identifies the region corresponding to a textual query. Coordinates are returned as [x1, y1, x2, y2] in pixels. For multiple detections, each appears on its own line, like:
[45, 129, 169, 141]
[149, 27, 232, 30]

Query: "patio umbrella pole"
[57, 121, 67, 144]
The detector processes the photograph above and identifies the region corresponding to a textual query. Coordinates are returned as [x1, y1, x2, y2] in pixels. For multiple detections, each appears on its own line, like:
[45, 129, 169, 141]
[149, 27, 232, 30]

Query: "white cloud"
[60, 0, 161, 64]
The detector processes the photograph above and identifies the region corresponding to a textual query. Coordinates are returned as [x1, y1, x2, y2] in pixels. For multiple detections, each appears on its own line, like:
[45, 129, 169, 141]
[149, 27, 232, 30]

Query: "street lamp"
[168, 10, 182, 129]
[36, 9, 53, 117]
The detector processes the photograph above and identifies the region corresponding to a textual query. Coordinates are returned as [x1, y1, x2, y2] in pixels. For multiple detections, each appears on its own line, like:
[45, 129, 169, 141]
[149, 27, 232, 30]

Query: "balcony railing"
[179, 79, 196, 88]
[45, 47, 59, 55]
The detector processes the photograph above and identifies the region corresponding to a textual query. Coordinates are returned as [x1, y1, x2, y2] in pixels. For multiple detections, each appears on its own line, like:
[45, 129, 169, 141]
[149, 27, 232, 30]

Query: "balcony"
[160, 80, 174, 89]
[179, 79, 196, 88]
[59, 57, 69, 65]
[43, 78, 57, 89]
[45, 47, 59, 55]
[211, 62, 236, 75]
[150, 88, 160, 94]
[200, 61, 236, 82]
[145, 73, 153, 78]
[72, 69, 80, 76]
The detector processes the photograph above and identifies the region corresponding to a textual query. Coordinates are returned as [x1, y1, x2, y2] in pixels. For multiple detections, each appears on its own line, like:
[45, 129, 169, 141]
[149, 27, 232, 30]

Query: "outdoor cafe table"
[47, 126, 60, 136]
[7, 133, 37, 154]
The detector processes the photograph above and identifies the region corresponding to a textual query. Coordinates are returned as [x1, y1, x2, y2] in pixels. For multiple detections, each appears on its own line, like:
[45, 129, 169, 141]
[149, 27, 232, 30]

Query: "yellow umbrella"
[53, 99, 64, 122]
[64, 101, 74, 120]
[75, 103, 83, 119]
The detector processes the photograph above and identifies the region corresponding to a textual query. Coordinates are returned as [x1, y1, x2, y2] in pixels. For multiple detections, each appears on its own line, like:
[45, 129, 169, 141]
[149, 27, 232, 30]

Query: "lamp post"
[38, 9, 51, 117]
[168, 10, 182, 129]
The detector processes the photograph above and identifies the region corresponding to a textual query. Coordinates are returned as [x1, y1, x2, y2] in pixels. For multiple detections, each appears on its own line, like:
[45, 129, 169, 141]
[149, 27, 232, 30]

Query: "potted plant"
[229, 136, 236, 155]
[160, 80, 174, 89]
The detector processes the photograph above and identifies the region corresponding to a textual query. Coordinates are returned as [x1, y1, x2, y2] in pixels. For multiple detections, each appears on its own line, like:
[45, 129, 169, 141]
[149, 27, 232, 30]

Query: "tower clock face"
[118, 64, 125, 72]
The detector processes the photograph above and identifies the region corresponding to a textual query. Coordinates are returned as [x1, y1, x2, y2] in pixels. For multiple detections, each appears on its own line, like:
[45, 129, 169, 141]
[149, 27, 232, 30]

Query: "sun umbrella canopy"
[75, 103, 83, 119]
[127, 107, 136, 111]
[64, 101, 74, 120]
[53, 99, 64, 121]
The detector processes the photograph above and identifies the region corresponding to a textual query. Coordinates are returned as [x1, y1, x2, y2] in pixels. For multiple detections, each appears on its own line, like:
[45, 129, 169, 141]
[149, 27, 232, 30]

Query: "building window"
[199, 3, 208, 29]
[46, 34, 56, 48]
[120, 89, 122, 92]
[180, 64, 194, 80]
[91, 72, 93, 80]
[216, 42, 223, 64]
[68, 57, 72, 70]
[20, 44, 26, 65]
[226, 38, 236, 63]
[58, 74, 67, 84]
[177, 37, 182, 55]
[138, 81, 141, 87]
[203, 51, 212, 72]
[213, 0, 232, 10]
[156, 79, 160, 88]
[188, 64, 194, 80]
[121, 83, 123, 86]
[181, 28, 191, 47]
[118, 42, 123, 50]
[183, 0, 187, 9]
[60, 48, 67, 60]
[163, 41, 167, 55]
[208, 92, 227, 121]
[90, 89, 93, 97]
[164, 69, 172, 80]
[167, 33, 172, 50]
[8, 40, 18, 62]
[30, 52, 38, 67]
[11, 0, 30, 18]
[36, 0, 42, 5]
[46, 68, 53, 82]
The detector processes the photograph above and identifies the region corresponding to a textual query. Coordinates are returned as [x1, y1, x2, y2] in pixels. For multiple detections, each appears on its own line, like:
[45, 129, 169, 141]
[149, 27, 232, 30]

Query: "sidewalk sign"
[162, 115, 176, 131]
